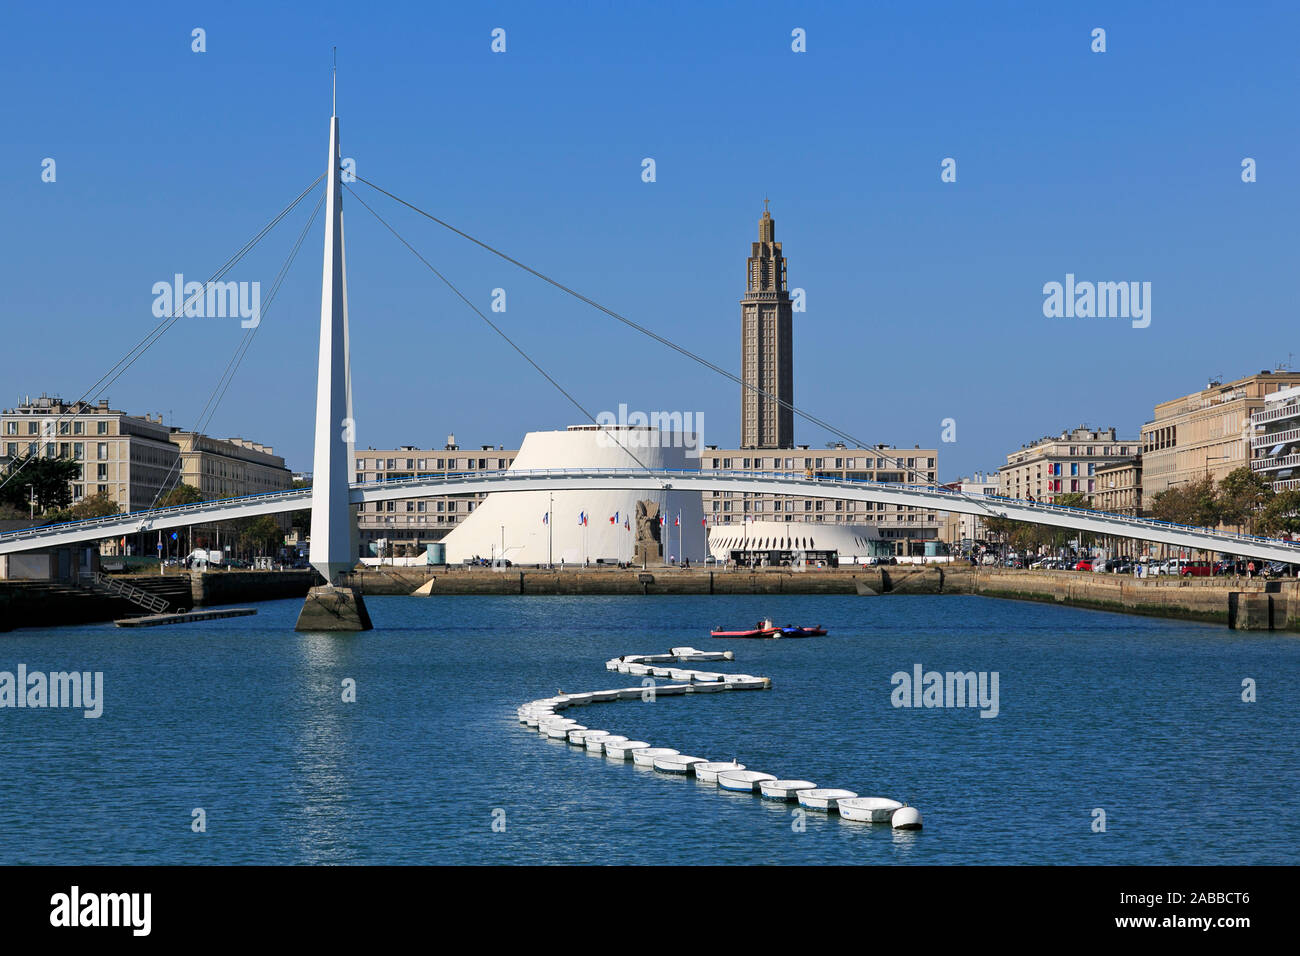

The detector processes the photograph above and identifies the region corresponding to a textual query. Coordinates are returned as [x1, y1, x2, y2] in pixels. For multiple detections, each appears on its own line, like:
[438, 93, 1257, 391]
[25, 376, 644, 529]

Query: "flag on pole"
[659, 515, 665, 526]
[674, 512, 680, 527]
[542, 512, 548, 525]
[701, 517, 706, 527]
[609, 515, 615, 524]
[579, 512, 587, 526]
[624, 519, 630, 530]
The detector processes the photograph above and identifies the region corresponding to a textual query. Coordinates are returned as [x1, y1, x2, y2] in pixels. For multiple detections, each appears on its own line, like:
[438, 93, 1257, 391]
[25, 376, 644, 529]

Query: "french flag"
[542, 512, 548, 525]
[579, 511, 588, 526]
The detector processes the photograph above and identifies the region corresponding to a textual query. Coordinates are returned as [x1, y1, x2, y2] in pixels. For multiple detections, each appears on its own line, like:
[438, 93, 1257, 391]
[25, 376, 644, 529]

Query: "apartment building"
[1, 395, 293, 524]
[1249, 382, 1300, 492]
[1094, 457, 1143, 516]
[353, 435, 518, 555]
[1, 396, 179, 513]
[1140, 370, 1300, 510]
[171, 432, 292, 501]
[999, 426, 1138, 506]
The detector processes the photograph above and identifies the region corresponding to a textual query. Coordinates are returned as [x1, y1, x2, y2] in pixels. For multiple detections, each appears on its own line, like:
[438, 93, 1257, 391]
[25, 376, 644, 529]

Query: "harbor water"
[1, 594, 1296, 864]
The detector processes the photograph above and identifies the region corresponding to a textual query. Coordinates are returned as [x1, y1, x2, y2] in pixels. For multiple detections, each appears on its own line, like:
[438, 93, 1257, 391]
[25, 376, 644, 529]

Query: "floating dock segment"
[115, 607, 256, 627]
[759, 780, 818, 801]
[837, 797, 903, 823]
[693, 761, 744, 783]
[891, 806, 923, 830]
[652, 754, 706, 774]
[717, 770, 776, 792]
[796, 788, 858, 812]
[631, 747, 678, 768]
[604, 740, 649, 760]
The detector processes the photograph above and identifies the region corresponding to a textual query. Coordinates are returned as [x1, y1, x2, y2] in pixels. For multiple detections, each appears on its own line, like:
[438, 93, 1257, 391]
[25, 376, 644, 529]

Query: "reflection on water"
[288, 633, 365, 864]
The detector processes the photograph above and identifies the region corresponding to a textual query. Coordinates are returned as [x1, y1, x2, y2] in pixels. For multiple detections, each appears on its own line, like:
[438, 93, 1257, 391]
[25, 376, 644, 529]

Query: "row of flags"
[541, 510, 708, 528]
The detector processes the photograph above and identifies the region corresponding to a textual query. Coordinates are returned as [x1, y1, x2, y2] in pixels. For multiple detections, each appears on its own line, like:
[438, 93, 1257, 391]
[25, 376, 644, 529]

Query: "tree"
[1216, 467, 1272, 534]
[237, 515, 283, 556]
[289, 477, 311, 537]
[42, 491, 120, 526]
[158, 483, 204, 509]
[0, 455, 81, 513]
[1151, 475, 1221, 529]
[1259, 489, 1300, 536]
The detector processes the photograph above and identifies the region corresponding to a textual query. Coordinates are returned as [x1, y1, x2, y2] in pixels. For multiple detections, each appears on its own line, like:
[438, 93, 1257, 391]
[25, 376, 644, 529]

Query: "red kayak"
[711, 621, 827, 639]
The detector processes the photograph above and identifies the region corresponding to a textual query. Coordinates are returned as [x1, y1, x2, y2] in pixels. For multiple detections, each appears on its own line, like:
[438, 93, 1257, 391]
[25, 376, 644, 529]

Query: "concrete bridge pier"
[296, 585, 372, 631]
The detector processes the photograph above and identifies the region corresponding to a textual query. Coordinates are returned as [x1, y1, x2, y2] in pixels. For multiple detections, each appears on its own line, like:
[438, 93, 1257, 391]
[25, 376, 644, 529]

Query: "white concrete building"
[441, 425, 707, 565]
[707, 519, 888, 565]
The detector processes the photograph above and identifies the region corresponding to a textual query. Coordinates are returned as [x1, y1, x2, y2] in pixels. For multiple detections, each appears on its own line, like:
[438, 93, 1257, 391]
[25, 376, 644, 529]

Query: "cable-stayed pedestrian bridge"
[4, 468, 1299, 564]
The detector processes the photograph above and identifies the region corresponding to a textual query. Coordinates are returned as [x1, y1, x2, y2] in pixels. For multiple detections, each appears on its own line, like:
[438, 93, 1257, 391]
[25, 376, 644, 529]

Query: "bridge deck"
[2, 469, 1298, 564]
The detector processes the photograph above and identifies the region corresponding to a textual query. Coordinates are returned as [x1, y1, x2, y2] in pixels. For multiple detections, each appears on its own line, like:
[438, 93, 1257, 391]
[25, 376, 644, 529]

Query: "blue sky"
[4, 1, 1297, 476]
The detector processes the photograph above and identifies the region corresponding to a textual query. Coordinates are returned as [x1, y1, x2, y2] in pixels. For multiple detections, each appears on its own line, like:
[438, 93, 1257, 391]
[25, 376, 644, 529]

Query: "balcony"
[1251, 426, 1300, 448]
[1251, 452, 1300, 473]
[1251, 402, 1300, 427]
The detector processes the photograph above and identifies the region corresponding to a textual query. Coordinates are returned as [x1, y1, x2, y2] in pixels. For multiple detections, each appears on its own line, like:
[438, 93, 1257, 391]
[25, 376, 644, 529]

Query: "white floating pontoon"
[716, 770, 777, 792]
[692, 761, 744, 783]
[631, 747, 679, 768]
[796, 788, 858, 811]
[652, 755, 706, 774]
[891, 806, 923, 830]
[837, 797, 904, 823]
[604, 740, 650, 760]
[759, 780, 818, 801]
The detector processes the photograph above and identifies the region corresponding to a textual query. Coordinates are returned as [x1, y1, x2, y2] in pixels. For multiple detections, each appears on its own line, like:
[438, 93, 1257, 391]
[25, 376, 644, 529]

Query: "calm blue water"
[1, 594, 1296, 865]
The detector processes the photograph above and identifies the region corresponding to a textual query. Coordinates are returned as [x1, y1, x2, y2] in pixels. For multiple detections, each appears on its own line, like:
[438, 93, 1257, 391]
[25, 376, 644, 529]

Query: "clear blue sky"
[4, 1, 1297, 477]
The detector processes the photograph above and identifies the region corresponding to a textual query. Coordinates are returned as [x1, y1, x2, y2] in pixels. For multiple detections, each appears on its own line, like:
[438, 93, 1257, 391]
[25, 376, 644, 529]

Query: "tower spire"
[332, 47, 337, 116]
[740, 203, 793, 449]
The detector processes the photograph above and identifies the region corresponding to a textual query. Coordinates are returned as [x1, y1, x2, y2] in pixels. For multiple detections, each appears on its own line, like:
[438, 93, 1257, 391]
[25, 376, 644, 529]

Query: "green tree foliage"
[290, 477, 311, 536]
[42, 490, 120, 525]
[1258, 489, 1300, 536]
[237, 515, 283, 555]
[1216, 467, 1273, 534]
[0, 455, 82, 513]
[158, 483, 205, 509]
[1150, 475, 1220, 528]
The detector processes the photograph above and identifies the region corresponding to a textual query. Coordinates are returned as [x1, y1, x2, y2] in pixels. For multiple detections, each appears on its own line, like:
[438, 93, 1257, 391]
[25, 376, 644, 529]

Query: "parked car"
[1180, 561, 1213, 577]
[1265, 561, 1296, 577]
[1075, 559, 1094, 571]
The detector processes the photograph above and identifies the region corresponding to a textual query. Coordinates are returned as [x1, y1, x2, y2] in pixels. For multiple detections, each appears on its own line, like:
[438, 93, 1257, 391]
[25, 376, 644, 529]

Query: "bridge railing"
[0, 486, 312, 543]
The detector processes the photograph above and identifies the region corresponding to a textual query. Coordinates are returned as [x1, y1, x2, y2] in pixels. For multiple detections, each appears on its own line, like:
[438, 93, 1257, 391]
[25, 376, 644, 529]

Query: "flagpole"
[548, 492, 553, 569]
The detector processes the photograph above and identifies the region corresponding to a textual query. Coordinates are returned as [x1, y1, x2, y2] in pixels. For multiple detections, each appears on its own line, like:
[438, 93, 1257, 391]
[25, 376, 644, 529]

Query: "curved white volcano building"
[441, 426, 707, 565]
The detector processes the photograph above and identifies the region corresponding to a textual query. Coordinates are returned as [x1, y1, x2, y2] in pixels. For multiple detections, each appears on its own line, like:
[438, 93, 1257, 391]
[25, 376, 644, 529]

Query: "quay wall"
[358, 565, 1300, 631]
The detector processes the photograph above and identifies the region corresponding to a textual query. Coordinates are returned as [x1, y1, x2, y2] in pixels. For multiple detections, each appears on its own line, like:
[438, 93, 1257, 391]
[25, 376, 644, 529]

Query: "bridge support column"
[296, 585, 372, 632]
[298, 81, 373, 631]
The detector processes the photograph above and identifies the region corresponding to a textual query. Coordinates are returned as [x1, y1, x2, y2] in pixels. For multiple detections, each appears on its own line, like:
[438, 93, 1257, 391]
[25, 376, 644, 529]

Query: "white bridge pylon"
[4, 469, 1300, 564]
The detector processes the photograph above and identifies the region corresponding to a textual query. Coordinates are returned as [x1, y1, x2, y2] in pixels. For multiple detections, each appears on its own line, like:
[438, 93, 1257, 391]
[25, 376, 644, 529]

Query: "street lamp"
[25, 483, 34, 520]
